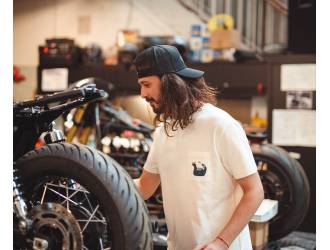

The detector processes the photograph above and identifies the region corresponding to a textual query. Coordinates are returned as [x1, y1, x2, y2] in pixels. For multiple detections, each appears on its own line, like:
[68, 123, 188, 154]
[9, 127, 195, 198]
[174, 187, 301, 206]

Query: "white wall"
[14, 0, 203, 66]
[13, 66, 38, 101]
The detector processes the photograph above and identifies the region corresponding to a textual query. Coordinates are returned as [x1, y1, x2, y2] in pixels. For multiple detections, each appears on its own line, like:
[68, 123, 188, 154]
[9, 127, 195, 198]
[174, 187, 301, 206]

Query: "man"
[133, 45, 264, 250]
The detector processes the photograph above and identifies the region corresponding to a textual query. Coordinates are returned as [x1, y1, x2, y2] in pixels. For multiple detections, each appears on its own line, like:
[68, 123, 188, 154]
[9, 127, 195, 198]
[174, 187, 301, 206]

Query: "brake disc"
[29, 203, 83, 250]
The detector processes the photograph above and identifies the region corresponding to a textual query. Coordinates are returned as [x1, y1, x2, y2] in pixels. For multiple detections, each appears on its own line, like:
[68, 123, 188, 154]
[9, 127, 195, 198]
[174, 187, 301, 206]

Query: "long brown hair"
[155, 73, 217, 136]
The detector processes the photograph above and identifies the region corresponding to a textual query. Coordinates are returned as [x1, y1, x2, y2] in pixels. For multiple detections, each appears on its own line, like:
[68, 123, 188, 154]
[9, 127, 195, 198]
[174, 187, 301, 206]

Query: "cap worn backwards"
[133, 45, 204, 79]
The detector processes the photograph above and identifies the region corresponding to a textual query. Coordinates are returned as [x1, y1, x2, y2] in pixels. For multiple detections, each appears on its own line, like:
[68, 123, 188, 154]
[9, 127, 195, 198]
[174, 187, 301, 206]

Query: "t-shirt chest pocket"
[186, 151, 212, 182]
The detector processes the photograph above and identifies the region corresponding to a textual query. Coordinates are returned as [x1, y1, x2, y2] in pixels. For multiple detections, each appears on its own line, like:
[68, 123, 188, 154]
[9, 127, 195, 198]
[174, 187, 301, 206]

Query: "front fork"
[14, 123, 66, 248]
[13, 165, 29, 234]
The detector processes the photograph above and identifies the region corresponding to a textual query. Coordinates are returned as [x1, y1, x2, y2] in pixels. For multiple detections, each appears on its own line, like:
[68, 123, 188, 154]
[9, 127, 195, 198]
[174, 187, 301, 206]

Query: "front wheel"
[15, 142, 153, 250]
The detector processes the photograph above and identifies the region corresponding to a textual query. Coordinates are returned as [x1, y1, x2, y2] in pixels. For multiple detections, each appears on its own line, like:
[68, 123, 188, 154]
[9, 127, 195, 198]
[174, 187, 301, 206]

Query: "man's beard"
[146, 97, 163, 114]
[151, 105, 162, 114]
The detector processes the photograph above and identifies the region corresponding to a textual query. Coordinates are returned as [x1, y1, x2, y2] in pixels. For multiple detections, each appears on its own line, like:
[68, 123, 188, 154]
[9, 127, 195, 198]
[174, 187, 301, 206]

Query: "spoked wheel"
[15, 143, 153, 250]
[252, 144, 310, 241]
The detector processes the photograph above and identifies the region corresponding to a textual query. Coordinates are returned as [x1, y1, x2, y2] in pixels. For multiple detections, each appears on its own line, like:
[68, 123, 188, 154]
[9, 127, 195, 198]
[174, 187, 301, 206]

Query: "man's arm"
[217, 172, 264, 246]
[195, 172, 264, 250]
[134, 169, 161, 200]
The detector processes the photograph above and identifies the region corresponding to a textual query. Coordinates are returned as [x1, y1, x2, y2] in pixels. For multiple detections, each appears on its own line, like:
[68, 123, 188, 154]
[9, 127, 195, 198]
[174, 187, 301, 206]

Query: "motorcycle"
[13, 82, 153, 250]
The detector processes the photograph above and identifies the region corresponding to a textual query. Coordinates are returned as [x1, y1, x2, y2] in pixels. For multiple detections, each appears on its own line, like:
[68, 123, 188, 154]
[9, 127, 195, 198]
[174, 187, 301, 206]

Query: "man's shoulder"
[197, 103, 237, 128]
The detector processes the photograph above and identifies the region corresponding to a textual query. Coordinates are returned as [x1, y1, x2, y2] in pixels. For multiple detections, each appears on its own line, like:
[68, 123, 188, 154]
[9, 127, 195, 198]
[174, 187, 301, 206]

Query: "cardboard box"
[191, 23, 208, 37]
[249, 199, 278, 250]
[210, 29, 241, 49]
[200, 49, 213, 63]
[249, 221, 269, 250]
[189, 37, 203, 50]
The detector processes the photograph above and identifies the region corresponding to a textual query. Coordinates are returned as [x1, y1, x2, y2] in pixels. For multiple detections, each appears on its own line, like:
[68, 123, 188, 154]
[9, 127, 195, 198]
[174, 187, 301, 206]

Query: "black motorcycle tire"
[15, 142, 153, 250]
[252, 143, 310, 241]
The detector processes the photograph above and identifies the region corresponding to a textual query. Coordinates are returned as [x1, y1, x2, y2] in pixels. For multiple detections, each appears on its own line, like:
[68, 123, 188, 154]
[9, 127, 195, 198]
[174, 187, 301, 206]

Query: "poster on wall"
[286, 91, 313, 109]
[280, 64, 316, 91]
[272, 109, 315, 147]
[41, 68, 68, 92]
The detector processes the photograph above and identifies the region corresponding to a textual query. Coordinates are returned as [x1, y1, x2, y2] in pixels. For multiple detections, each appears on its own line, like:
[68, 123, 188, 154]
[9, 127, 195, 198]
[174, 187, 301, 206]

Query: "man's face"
[138, 75, 162, 114]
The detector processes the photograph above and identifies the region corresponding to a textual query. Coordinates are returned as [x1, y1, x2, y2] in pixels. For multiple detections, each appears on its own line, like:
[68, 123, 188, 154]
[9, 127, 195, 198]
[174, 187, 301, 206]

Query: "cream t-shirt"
[144, 103, 257, 250]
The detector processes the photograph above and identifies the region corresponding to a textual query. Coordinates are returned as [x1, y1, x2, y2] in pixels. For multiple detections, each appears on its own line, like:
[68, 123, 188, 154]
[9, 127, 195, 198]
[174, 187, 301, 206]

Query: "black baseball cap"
[133, 45, 204, 79]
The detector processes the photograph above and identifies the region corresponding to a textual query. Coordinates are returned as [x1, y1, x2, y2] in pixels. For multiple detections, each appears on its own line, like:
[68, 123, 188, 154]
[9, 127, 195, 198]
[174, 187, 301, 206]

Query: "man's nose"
[140, 87, 147, 99]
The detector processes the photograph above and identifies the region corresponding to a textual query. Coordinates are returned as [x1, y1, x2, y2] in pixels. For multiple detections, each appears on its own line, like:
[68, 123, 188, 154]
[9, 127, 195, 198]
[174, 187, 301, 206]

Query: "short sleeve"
[143, 127, 161, 174]
[217, 121, 257, 179]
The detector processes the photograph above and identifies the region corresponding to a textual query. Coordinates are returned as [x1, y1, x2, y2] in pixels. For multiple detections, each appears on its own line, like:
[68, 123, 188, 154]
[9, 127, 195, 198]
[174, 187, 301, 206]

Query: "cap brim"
[176, 67, 204, 79]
